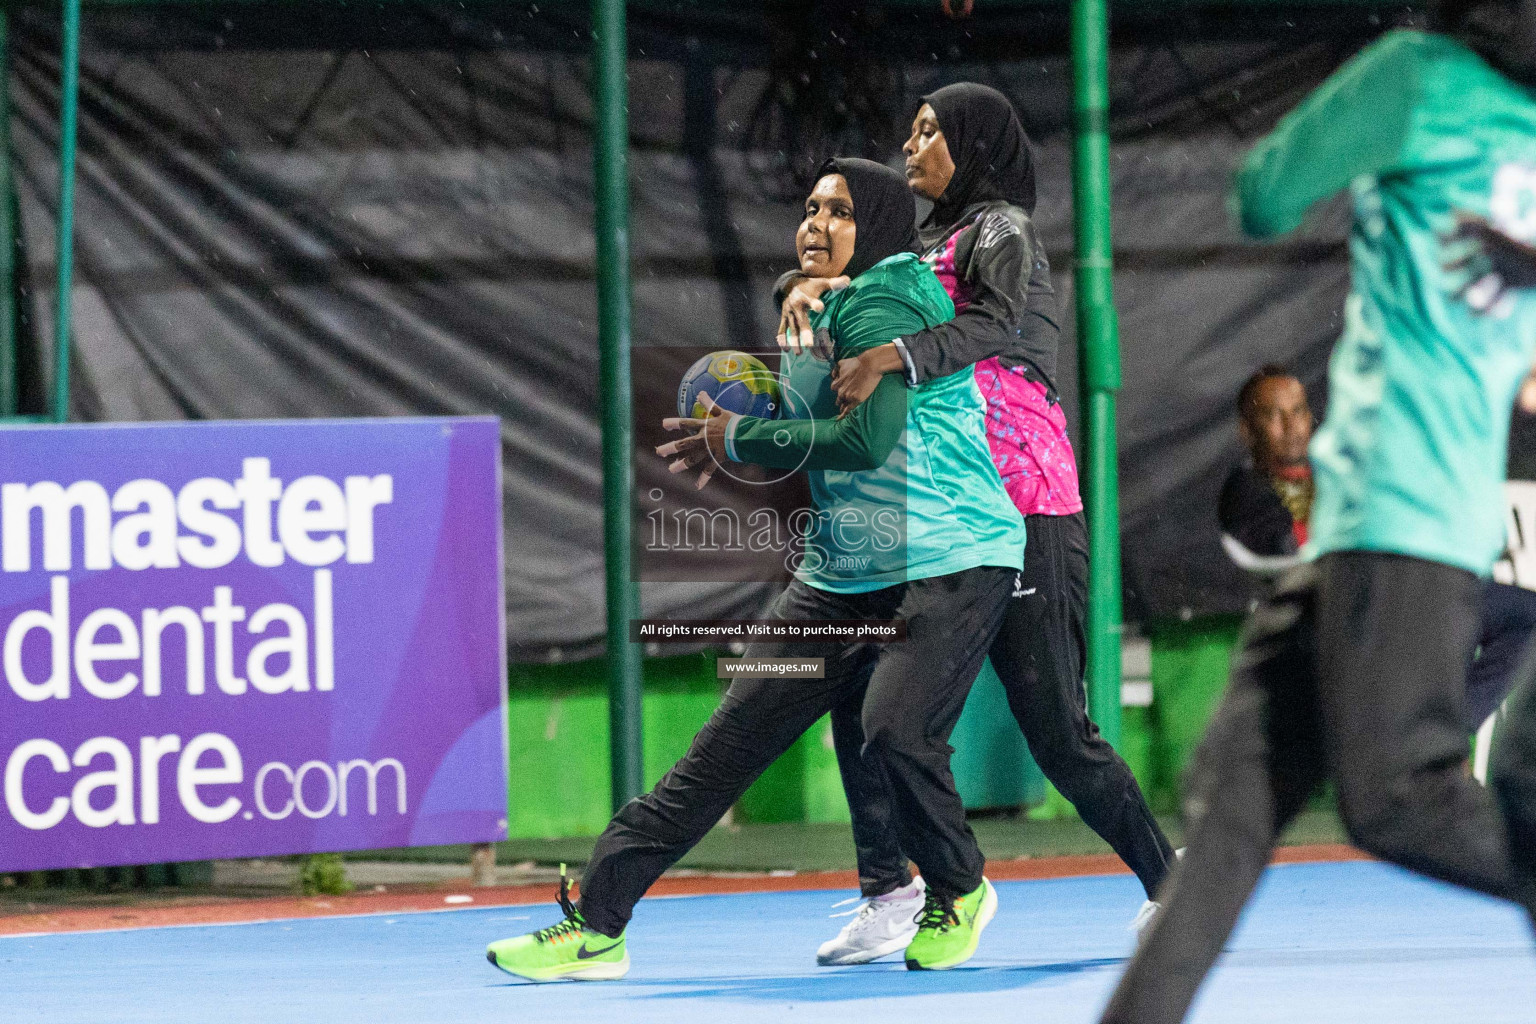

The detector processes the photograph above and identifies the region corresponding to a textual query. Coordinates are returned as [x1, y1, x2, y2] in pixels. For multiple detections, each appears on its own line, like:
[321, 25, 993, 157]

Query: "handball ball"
[677, 351, 781, 420]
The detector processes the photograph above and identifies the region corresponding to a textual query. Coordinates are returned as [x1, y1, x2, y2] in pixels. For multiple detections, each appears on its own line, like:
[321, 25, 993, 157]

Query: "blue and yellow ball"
[676, 351, 781, 420]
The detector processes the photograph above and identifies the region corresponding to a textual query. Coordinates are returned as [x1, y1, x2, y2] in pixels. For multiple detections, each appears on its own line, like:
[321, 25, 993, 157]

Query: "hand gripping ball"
[676, 351, 781, 420]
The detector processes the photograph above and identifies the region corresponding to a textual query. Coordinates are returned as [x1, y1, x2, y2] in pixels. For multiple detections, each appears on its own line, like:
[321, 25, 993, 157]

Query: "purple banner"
[0, 417, 507, 872]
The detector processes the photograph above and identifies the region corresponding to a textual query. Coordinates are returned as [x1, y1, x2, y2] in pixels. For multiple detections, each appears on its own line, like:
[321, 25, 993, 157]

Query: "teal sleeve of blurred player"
[1235, 30, 1430, 237]
[1239, 28, 1536, 577]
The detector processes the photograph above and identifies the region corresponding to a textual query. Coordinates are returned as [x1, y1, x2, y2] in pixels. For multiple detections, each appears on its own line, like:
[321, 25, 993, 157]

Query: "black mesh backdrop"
[4, 2, 1417, 656]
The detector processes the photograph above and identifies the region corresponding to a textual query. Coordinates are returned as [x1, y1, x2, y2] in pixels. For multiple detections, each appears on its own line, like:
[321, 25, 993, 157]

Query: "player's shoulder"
[833, 254, 951, 326]
[1336, 29, 1471, 95]
[1397, 30, 1536, 137]
[970, 203, 1032, 243]
[1358, 28, 1455, 68]
[1342, 30, 1536, 155]
[940, 202, 1045, 299]
[842, 254, 936, 304]
[847, 252, 922, 288]
[1363, 27, 1514, 87]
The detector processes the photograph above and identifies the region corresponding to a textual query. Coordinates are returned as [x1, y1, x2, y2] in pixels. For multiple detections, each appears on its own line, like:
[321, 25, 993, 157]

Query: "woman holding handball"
[485, 158, 1025, 981]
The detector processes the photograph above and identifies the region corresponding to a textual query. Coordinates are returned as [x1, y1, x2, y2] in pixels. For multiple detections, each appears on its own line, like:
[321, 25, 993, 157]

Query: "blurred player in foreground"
[1102, 6, 1536, 1021]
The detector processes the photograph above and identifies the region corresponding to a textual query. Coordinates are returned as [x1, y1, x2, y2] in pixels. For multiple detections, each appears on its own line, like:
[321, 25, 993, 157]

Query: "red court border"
[0, 844, 1365, 937]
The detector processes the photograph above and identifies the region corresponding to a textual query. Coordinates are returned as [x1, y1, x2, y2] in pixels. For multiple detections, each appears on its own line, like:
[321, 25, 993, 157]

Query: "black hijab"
[922, 83, 1037, 226]
[815, 157, 919, 280]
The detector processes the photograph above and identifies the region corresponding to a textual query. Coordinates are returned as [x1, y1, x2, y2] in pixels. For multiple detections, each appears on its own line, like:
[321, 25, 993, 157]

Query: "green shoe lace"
[914, 890, 960, 933]
[531, 864, 586, 945]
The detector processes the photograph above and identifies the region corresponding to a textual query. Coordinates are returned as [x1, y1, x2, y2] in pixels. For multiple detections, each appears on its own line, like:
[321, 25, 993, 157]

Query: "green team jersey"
[725, 253, 1025, 592]
[1238, 30, 1536, 576]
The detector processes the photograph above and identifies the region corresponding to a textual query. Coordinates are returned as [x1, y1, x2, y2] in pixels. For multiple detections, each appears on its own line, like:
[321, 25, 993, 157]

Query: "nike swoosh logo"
[577, 941, 622, 960]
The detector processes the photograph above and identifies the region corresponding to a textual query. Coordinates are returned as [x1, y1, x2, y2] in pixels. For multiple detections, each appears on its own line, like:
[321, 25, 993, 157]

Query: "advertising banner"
[0, 418, 507, 872]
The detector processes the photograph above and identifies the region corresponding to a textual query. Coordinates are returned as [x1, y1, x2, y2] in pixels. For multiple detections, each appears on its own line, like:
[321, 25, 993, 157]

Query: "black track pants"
[576, 566, 1014, 938]
[833, 512, 1175, 899]
[1100, 552, 1536, 1024]
[1466, 581, 1536, 729]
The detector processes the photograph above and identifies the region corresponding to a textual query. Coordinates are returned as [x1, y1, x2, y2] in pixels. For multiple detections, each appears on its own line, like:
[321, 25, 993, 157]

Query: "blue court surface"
[6, 861, 1535, 1024]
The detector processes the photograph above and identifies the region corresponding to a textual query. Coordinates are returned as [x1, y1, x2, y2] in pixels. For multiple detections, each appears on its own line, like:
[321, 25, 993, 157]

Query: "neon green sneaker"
[486, 866, 629, 982]
[903, 877, 997, 971]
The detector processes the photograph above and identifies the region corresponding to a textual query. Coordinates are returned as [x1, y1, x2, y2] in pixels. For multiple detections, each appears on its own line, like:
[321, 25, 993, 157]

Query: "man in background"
[1218, 365, 1314, 562]
[1219, 364, 1536, 730]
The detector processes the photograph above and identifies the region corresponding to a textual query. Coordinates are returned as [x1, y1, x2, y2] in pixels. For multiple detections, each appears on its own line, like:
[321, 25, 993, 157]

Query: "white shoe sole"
[817, 931, 918, 966]
[979, 879, 998, 925]
[488, 950, 630, 983]
[565, 951, 630, 981]
[971, 879, 999, 948]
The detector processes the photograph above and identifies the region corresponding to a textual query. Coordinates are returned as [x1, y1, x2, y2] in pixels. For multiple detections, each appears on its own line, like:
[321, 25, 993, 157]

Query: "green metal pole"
[1071, 0, 1123, 747]
[592, 0, 643, 810]
[0, 6, 17, 418]
[52, 0, 79, 423]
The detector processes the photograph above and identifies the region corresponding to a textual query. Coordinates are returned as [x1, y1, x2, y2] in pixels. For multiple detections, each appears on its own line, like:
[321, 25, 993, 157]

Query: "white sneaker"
[816, 877, 927, 965]
[1130, 848, 1185, 935]
[1129, 899, 1160, 934]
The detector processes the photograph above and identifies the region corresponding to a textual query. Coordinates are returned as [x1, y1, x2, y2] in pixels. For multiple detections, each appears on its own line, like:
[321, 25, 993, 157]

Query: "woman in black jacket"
[778, 83, 1176, 966]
